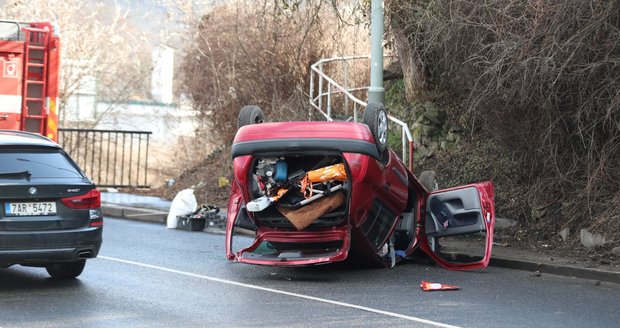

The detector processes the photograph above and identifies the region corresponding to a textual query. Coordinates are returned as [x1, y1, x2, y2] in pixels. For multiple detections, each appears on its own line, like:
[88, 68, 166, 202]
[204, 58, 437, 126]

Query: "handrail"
[309, 56, 415, 170]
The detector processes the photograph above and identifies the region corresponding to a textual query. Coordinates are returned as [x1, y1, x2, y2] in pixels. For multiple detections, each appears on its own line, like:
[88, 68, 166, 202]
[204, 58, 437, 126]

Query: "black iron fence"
[58, 128, 152, 188]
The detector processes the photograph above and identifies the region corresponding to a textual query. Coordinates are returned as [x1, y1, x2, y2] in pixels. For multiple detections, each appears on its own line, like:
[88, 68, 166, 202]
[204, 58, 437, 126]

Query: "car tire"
[237, 105, 264, 130]
[363, 102, 388, 154]
[45, 260, 86, 279]
[419, 170, 438, 192]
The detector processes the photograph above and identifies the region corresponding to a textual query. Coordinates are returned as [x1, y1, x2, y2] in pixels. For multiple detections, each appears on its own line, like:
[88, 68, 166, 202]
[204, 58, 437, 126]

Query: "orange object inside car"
[307, 163, 347, 182]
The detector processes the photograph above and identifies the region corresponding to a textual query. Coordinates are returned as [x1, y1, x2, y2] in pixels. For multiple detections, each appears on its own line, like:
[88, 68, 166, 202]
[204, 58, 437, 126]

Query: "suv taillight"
[61, 189, 101, 209]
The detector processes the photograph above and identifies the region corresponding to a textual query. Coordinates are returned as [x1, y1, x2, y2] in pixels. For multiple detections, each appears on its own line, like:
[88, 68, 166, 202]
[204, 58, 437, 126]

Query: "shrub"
[387, 0, 620, 238]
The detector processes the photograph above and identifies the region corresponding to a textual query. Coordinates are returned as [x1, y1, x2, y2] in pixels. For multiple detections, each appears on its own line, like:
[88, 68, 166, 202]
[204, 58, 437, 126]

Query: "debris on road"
[166, 189, 197, 229]
[420, 281, 460, 292]
[176, 204, 220, 232]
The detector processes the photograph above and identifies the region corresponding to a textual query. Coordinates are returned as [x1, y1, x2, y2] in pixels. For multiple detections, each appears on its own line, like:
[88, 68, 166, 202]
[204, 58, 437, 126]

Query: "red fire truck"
[0, 20, 60, 141]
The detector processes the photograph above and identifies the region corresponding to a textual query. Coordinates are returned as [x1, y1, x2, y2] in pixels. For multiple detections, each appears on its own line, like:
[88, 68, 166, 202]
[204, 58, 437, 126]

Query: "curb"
[489, 257, 620, 284]
[102, 204, 167, 224]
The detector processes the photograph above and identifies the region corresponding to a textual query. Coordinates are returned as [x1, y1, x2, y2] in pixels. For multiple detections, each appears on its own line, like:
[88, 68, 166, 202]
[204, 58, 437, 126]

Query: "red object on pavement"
[420, 281, 460, 292]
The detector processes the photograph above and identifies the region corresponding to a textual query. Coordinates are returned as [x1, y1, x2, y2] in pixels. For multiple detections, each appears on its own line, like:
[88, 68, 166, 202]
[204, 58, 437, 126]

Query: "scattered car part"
[420, 281, 460, 291]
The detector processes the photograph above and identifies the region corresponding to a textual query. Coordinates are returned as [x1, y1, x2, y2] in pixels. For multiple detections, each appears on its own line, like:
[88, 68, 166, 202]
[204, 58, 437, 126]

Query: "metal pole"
[343, 60, 349, 119]
[368, 0, 385, 104]
[309, 69, 314, 121]
[144, 134, 150, 186]
[318, 62, 324, 114]
[327, 83, 332, 118]
[402, 127, 406, 162]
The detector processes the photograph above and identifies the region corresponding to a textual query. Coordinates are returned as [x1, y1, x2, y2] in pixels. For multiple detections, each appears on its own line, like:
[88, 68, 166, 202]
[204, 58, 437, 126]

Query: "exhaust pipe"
[77, 250, 94, 259]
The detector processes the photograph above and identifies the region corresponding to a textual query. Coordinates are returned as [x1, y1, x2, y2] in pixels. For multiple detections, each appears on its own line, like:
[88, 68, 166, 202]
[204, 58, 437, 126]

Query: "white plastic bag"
[166, 189, 198, 229]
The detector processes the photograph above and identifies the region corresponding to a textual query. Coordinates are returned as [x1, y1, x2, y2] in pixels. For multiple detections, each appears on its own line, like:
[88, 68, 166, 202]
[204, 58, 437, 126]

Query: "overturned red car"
[226, 103, 495, 270]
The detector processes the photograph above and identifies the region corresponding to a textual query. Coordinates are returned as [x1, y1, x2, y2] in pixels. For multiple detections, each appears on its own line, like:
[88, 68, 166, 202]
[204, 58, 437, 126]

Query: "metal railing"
[309, 56, 415, 170]
[58, 128, 151, 188]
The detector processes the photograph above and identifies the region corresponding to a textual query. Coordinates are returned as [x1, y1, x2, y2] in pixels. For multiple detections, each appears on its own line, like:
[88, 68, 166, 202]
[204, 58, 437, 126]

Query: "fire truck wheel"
[363, 102, 388, 154]
[238, 105, 265, 130]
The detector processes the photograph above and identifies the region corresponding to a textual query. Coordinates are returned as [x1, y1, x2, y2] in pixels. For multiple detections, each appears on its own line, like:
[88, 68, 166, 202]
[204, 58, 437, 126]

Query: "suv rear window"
[0, 147, 83, 179]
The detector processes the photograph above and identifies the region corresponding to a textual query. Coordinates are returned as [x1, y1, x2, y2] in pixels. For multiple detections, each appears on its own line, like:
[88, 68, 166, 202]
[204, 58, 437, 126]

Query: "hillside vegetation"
[172, 0, 619, 252]
[385, 0, 620, 249]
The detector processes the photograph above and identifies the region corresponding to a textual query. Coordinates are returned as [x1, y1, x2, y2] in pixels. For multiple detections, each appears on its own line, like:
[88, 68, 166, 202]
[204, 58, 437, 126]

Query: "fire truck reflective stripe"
[48, 112, 57, 131]
[46, 97, 59, 115]
[0, 94, 22, 113]
[46, 97, 58, 140]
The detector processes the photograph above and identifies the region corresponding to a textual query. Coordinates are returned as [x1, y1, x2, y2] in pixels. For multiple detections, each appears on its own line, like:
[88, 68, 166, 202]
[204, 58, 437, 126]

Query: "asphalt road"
[1, 217, 619, 328]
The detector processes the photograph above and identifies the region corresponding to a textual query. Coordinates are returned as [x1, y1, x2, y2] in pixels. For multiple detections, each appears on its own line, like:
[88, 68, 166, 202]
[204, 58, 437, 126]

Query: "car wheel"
[363, 102, 388, 153]
[419, 170, 438, 192]
[45, 260, 86, 279]
[237, 105, 265, 130]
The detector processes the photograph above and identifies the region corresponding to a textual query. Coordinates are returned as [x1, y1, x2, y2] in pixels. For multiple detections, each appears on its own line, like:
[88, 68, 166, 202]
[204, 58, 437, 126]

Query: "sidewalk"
[100, 192, 620, 284]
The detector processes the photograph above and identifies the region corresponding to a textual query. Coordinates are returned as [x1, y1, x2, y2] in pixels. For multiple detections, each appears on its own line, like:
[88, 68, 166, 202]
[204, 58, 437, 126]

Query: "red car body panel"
[226, 121, 495, 269]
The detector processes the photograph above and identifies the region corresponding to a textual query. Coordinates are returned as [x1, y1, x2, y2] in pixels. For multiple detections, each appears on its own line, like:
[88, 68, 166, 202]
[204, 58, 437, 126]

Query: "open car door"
[420, 181, 495, 270]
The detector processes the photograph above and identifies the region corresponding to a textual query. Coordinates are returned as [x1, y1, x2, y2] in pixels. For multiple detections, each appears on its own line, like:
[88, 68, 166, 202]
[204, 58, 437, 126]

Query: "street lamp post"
[368, 0, 385, 104]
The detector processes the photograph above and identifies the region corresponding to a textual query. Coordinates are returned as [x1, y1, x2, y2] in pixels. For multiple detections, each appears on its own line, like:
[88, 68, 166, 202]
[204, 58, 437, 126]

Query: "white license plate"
[5, 202, 57, 216]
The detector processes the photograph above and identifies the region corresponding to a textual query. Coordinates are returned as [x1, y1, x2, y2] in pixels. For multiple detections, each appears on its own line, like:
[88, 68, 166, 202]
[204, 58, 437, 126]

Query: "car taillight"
[61, 189, 101, 209]
[343, 153, 368, 181]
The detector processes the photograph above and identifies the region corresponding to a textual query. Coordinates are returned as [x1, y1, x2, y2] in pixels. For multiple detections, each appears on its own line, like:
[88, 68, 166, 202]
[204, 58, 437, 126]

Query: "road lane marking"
[99, 256, 461, 328]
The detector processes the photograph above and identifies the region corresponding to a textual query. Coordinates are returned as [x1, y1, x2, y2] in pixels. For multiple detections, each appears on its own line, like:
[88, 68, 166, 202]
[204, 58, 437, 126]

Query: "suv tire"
[45, 260, 86, 279]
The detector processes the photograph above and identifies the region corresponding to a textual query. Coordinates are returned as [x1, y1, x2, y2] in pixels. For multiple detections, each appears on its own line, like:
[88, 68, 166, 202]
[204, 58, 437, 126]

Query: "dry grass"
[182, 1, 328, 145]
[169, 1, 371, 204]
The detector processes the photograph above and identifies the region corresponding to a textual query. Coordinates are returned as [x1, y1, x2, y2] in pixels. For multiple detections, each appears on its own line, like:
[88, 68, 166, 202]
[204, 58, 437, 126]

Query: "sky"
[104, 0, 224, 48]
